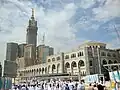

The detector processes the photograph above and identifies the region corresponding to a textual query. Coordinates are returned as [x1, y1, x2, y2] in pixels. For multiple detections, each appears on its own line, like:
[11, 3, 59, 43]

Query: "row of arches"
[65, 60, 85, 68]
[19, 60, 86, 77]
[20, 64, 61, 77]
[101, 52, 116, 57]
[48, 56, 61, 62]
[88, 59, 118, 67]
[102, 59, 118, 65]
[65, 60, 85, 75]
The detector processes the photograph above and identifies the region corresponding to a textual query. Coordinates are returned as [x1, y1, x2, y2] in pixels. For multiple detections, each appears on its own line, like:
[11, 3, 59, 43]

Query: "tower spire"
[42, 33, 45, 45]
[31, 8, 34, 19]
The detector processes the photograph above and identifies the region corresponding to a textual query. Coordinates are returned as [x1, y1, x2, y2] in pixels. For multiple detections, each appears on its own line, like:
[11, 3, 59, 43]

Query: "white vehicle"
[84, 74, 104, 84]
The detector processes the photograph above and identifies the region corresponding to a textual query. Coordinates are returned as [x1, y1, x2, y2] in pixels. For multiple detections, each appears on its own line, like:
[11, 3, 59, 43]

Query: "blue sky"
[0, 0, 120, 62]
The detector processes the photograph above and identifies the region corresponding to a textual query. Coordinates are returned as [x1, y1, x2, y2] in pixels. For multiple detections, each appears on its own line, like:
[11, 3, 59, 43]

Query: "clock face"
[31, 22, 35, 26]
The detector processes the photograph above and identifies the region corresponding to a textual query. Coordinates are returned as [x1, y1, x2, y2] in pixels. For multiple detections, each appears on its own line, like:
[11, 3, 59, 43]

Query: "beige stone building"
[16, 41, 120, 83]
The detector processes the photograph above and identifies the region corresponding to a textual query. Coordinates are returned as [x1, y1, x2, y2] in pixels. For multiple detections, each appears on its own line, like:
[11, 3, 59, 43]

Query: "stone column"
[61, 52, 65, 73]
[84, 47, 90, 75]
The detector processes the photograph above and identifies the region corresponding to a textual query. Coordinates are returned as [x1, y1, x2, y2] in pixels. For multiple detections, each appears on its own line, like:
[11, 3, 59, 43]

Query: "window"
[114, 60, 117, 63]
[48, 59, 51, 62]
[65, 55, 69, 59]
[52, 58, 55, 61]
[73, 54, 76, 57]
[107, 53, 111, 57]
[78, 52, 84, 57]
[101, 52, 106, 56]
[78, 60, 85, 67]
[71, 53, 76, 58]
[89, 60, 92, 66]
[102, 59, 107, 65]
[81, 52, 84, 56]
[78, 52, 80, 57]
[108, 60, 113, 64]
[113, 53, 116, 57]
[57, 56, 60, 60]
[71, 61, 77, 67]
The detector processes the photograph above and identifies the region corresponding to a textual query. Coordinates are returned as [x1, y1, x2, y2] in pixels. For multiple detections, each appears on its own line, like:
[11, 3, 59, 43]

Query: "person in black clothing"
[42, 83, 44, 89]
[65, 84, 70, 90]
[26, 86, 29, 90]
[97, 84, 104, 90]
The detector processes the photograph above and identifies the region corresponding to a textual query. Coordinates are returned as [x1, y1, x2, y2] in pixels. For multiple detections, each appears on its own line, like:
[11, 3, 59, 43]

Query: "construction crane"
[106, 23, 120, 44]
[113, 24, 120, 43]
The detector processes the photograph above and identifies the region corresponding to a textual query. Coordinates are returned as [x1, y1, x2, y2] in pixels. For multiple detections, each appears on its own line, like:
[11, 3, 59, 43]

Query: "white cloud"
[74, 0, 96, 9]
[93, 0, 120, 20]
[107, 39, 120, 49]
[0, 0, 120, 64]
[0, 0, 84, 63]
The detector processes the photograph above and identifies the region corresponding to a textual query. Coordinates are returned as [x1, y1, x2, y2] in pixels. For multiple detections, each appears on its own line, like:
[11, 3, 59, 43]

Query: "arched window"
[52, 64, 56, 69]
[108, 60, 113, 64]
[65, 62, 70, 68]
[114, 60, 117, 64]
[48, 59, 51, 62]
[52, 58, 55, 61]
[52, 64, 56, 73]
[102, 59, 107, 65]
[71, 61, 77, 67]
[78, 60, 85, 67]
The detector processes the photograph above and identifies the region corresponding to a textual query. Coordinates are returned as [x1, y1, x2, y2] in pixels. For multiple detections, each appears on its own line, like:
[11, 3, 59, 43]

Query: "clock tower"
[26, 8, 38, 47]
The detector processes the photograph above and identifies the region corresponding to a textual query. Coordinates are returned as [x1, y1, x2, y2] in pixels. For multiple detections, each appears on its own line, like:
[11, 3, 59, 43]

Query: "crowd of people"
[11, 80, 106, 90]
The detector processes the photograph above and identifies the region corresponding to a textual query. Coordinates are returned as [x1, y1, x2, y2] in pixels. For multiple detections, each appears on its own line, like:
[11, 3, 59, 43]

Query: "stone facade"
[16, 41, 120, 82]
[24, 44, 36, 66]
[16, 57, 25, 69]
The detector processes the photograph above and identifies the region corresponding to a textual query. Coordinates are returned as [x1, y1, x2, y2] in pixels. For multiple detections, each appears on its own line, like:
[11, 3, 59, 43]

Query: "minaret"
[26, 8, 38, 47]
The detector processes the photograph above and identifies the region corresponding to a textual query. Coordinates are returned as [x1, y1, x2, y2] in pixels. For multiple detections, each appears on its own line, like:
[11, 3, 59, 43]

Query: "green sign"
[0, 78, 2, 89]
[1, 77, 12, 89]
